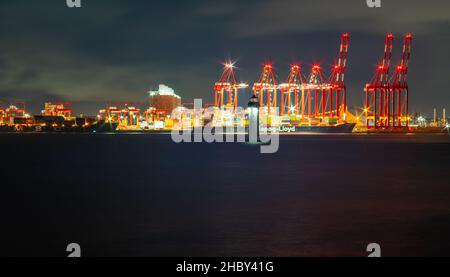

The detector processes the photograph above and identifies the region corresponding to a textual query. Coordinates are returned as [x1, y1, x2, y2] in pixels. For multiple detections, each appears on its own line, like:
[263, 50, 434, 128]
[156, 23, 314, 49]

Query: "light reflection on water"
[0, 133, 449, 257]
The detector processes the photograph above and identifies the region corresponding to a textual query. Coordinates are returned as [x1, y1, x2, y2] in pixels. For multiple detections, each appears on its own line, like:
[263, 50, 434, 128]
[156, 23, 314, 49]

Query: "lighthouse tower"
[248, 94, 260, 143]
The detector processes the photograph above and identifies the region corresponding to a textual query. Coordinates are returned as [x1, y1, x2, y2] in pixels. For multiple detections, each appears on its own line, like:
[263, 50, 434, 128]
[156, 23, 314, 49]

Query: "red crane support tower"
[305, 65, 327, 118]
[364, 34, 394, 129]
[6, 101, 26, 118]
[390, 34, 412, 128]
[214, 62, 248, 109]
[329, 33, 350, 121]
[253, 64, 279, 115]
[279, 65, 305, 116]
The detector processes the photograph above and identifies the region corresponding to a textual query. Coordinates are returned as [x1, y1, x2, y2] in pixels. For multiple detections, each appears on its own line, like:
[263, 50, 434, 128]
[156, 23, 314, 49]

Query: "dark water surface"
[1, 133, 449, 257]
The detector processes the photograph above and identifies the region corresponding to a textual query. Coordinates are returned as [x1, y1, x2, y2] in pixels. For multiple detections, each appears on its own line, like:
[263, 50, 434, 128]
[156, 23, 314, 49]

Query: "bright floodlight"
[224, 61, 236, 69]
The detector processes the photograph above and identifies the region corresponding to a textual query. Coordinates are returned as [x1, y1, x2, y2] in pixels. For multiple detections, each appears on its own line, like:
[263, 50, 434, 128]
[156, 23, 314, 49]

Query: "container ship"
[168, 101, 357, 134]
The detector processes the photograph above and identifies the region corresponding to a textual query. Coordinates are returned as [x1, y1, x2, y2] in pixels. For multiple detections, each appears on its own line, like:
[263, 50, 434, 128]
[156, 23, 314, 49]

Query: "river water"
[0, 133, 449, 257]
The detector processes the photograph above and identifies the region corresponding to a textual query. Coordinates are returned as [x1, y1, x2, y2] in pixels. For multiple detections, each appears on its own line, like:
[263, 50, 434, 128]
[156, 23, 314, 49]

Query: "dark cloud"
[0, 0, 448, 116]
[199, 0, 450, 37]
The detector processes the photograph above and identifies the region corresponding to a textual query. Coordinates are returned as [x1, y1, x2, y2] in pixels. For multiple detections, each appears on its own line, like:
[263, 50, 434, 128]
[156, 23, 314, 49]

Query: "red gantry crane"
[364, 34, 412, 129]
[99, 102, 141, 127]
[280, 33, 349, 122]
[304, 64, 327, 119]
[3, 101, 27, 125]
[214, 62, 248, 109]
[328, 33, 350, 121]
[6, 101, 26, 119]
[279, 64, 305, 116]
[390, 34, 412, 128]
[253, 64, 279, 115]
[364, 34, 394, 129]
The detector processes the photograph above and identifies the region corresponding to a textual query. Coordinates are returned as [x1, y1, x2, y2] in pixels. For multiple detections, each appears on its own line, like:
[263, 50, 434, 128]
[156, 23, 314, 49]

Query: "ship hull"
[173, 123, 357, 134]
[0, 123, 355, 134]
[264, 123, 356, 134]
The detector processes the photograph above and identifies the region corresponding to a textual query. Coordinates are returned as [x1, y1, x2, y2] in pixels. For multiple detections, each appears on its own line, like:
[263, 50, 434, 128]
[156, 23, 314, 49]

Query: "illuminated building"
[148, 85, 182, 116]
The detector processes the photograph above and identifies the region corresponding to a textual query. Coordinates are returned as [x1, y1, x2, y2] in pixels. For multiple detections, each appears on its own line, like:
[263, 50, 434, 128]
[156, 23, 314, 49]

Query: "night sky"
[0, 0, 449, 116]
